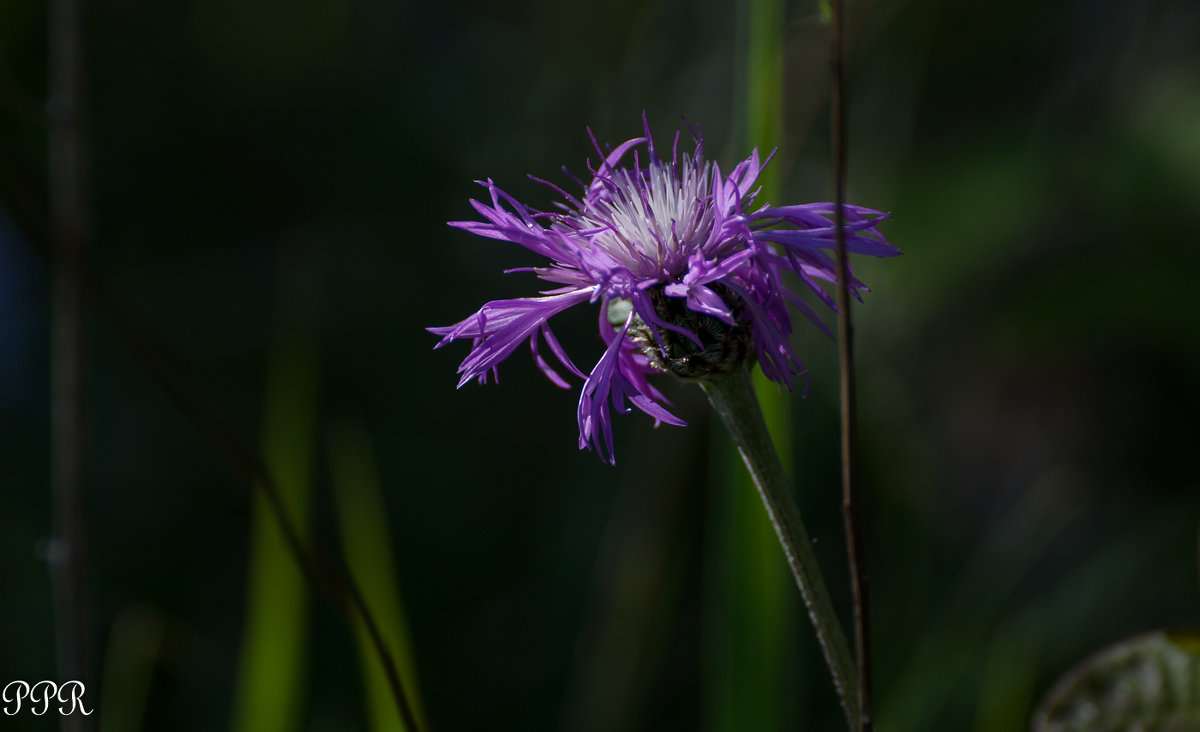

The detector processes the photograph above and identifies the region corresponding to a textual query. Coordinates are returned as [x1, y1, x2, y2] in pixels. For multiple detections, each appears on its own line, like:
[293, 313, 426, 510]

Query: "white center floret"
[587, 159, 716, 277]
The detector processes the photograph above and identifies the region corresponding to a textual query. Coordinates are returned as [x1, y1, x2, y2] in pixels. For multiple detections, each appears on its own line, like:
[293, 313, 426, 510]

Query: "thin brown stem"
[16, 105, 427, 730]
[17, 28, 426, 727]
[830, 0, 872, 729]
[48, 0, 91, 728]
[90, 282, 427, 732]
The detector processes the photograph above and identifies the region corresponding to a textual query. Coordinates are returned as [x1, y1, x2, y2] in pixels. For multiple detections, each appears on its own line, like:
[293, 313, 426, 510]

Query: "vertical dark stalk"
[48, 0, 92, 728]
[830, 0, 872, 729]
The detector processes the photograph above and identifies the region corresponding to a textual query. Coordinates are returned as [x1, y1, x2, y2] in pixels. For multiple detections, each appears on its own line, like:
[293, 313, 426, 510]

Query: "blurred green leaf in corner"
[1032, 630, 1200, 731]
[330, 421, 426, 732]
[99, 605, 165, 732]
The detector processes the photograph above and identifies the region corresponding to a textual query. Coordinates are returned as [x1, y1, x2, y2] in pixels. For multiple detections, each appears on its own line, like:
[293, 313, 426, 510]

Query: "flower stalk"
[830, 0, 873, 726]
[49, 0, 92, 728]
[700, 366, 859, 729]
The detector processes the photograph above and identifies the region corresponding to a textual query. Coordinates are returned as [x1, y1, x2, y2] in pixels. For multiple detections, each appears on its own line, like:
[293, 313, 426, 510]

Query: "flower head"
[430, 115, 897, 463]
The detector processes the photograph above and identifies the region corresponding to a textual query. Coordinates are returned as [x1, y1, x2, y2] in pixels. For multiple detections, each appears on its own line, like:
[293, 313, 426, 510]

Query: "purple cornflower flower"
[430, 116, 897, 463]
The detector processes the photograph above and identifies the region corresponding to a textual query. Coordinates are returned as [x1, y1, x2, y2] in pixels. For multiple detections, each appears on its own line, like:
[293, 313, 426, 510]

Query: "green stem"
[700, 366, 860, 729]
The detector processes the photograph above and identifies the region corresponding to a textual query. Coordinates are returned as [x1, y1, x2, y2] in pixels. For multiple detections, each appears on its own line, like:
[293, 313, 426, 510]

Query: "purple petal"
[576, 317, 684, 464]
[429, 288, 593, 388]
[754, 227, 899, 258]
[577, 320, 629, 463]
[530, 328, 572, 389]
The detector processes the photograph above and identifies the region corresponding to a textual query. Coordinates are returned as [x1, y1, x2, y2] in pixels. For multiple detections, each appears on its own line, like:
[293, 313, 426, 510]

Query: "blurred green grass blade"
[231, 262, 321, 732]
[970, 625, 1036, 732]
[880, 492, 1192, 732]
[705, 379, 796, 731]
[704, 0, 795, 728]
[329, 422, 425, 732]
[558, 464, 688, 732]
[879, 480, 1080, 732]
[99, 605, 164, 732]
[817, 0, 832, 25]
[1032, 630, 1200, 731]
[746, 0, 783, 153]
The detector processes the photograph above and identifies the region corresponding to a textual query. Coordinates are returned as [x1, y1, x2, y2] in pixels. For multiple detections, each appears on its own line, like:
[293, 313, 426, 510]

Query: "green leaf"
[1032, 630, 1200, 731]
[232, 247, 323, 732]
[703, 1, 799, 730]
[329, 421, 426, 732]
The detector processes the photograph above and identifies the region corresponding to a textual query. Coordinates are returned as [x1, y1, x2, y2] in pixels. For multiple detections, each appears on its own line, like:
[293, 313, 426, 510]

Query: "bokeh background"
[3, 0, 1200, 729]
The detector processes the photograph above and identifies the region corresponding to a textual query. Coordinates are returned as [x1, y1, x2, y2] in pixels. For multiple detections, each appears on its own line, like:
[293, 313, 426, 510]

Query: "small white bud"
[607, 298, 633, 326]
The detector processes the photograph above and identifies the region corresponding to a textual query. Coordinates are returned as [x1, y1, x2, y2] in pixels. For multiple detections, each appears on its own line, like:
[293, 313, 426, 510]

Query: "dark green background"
[3, 0, 1199, 729]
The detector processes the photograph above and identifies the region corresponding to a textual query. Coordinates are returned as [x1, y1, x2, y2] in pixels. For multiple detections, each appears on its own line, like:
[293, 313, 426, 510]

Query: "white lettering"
[2, 680, 29, 715]
[1, 681, 93, 716]
[29, 681, 56, 716]
[57, 681, 92, 716]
